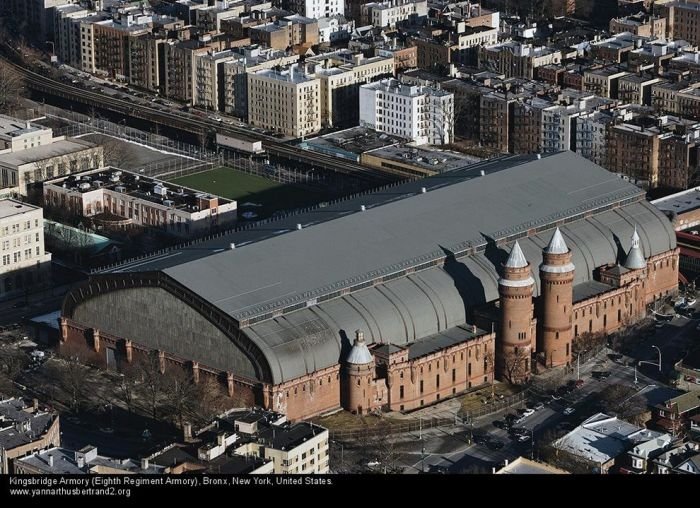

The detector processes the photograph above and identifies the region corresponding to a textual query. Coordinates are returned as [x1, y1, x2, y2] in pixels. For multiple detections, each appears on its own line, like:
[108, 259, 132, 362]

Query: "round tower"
[624, 226, 646, 270]
[342, 330, 375, 415]
[538, 228, 575, 368]
[498, 241, 534, 385]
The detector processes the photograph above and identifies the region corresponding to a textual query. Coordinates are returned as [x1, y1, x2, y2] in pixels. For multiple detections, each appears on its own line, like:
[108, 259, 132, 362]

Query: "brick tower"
[538, 228, 575, 368]
[498, 241, 534, 384]
[342, 330, 375, 414]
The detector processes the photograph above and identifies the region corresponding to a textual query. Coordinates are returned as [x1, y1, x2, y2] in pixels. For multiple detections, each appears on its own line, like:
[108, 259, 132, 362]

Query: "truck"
[216, 133, 264, 154]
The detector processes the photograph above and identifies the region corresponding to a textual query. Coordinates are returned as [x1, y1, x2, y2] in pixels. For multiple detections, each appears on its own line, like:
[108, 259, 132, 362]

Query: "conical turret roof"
[624, 226, 646, 270]
[504, 241, 528, 268]
[544, 228, 568, 254]
[346, 330, 373, 365]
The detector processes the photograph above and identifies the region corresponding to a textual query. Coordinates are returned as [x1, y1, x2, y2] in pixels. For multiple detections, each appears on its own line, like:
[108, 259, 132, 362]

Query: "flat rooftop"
[0, 116, 48, 139]
[0, 199, 40, 220]
[303, 126, 402, 156]
[258, 422, 326, 451]
[45, 167, 232, 212]
[496, 457, 569, 474]
[651, 187, 700, 216]
[253, 67, 315, 83]
[364, 145, 480, 173]
[0, 138, 97, 168]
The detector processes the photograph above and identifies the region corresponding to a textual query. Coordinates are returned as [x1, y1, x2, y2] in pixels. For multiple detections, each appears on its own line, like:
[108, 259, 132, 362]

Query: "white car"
[687, 297, 697, 306]
[522, 408, 535, 417]
[563, 407, 575, 416]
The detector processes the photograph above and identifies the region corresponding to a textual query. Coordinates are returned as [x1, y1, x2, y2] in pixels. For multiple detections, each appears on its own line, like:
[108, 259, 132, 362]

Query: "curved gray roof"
[241, 199, 674, 383]
[101, 152, 676, 384]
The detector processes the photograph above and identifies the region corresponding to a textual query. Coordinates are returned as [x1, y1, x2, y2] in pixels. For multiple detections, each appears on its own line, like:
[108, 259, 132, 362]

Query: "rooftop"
[17, 446, 166, 474]
[651, 187, 700, 216]
[0, 199, 40, 220]
[364, 145, 480, 173]
[45, 167, 232, 212]
[0, 398, 56, 451]
[553, 413, 664, 464]
[496, 457, 569, 474]
[0, 138, 97, 168]
[573, 280, 614, 303]
[0, 115, 49, 139]
[408, 324, 487, 360]
[253, 67, 315, 84]
[300, 126, 403, 159]
[362, 78, 452, 97]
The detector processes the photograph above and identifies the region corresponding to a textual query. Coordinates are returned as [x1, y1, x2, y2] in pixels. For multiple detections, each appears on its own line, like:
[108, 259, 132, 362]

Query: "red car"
[576, 379, 585, 388]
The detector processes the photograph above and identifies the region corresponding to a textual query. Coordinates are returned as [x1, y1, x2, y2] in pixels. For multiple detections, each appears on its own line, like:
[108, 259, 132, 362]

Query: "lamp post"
[421, 445, 426, 473]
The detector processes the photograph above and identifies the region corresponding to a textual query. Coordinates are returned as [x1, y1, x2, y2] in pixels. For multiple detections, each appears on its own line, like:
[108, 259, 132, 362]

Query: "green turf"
[169, 167, 327, 217]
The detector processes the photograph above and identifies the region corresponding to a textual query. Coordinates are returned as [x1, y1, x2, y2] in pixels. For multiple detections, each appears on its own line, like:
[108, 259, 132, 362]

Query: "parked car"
[575, 379, 585, 388]
[517, 434, 531, 443]
[521, 408, 535, 417]
[534, 402, 545, 411]
[563, 407, 575, 416]
[687, 297, 697, 306]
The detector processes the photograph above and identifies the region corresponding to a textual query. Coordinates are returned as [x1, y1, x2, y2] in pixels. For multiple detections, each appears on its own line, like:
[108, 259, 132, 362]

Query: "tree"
[114, 363, 140, 416]
[598, 385, 648, 425]
[162, 368, 198, 429]
[0, 346, 28, 394]
[0, 62, 24, 114]
[49, 346, 92, 413]
[502, 347, 530, 385]
[135, 351, 166, 420]
[91, 134, 138, 169]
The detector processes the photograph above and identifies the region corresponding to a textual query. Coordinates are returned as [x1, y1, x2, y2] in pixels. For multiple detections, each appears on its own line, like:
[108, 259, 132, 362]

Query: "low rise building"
[0, 200, 52, 299]
[583, 67, 631, 99]
[360, 144, 479, 178]
[14, 445, 167, 474]
[553, 413, 667, 473]
[250, 15, 318, 52]
[361, 0, 427, 28]
[495, 457, 569, 474]
[652, 391, 700, 437]
[43, 168, 237, 238]
[0, 397, 60, 474]
[479, 42, 562, 79]
[152, 408, 328, 474]
[359, 78, 454, 145]
[609, 13, 667, 38]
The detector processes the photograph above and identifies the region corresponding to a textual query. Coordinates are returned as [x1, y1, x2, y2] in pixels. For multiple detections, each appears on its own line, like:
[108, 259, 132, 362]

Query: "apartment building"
[43, 168, 237, 238]
[285, 0, 345, 19]
[617, 74, 662, 106]
[53, 4, 90, 69]
[4, 0, 70, 41]
[511, 97, 549, 154]
[589, 32, 642, 64]
[0, 200, 52, 299]
[608, 121, 660, 188]
[222, 46, 299, 118]
[359, 78, 454, 145]
[575, 110, 614, 168]
[247, 66, 321, 138]
[478, 42, 562, 79]
[657, 0, 700, 46]
[306, 50, 394, 128]
[163, 40, 209, 104]
[192, 50, 239, 111]
[583, 67, 630, 99]
[318, 15, 354, 44]
[479, 90, 516, 153]
[677, 85, 700, 121]
[250, 16, 319, 52]
[128, 34, 165, 93]
[361, 0, 428, 28]
[0, 397, 60, 473]
[609, 13, 667, 37]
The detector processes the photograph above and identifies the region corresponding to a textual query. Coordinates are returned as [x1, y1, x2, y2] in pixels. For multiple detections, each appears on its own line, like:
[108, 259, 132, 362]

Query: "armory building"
[58, 152, 679, 420]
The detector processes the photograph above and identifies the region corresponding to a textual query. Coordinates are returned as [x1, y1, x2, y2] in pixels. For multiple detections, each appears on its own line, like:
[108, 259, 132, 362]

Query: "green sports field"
[169, 167, 328, 218]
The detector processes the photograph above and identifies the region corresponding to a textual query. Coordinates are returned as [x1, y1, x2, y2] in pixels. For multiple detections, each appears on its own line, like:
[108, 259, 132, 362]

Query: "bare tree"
[91, 134, 138, 169]
[0, 62, 24, 114]
[502, 347, 529, 385]
[0, 346, 28, 394]
[162, 368, 198, 429]
[598, 385, 648, 424]
[49, 345, 93, 413]
[191, 375, 228, 425]
[114, 363, 140, 416]
[135, 351, 166, 420]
